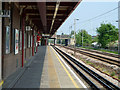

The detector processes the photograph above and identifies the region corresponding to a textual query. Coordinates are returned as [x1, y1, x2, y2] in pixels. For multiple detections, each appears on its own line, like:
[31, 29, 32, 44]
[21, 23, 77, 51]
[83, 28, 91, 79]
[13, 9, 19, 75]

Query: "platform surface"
[3, 46, 85, 88]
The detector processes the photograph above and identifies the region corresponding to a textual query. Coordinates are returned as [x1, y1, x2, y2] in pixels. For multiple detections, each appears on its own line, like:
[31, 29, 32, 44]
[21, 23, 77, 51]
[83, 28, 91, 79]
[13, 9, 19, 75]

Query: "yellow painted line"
[48, 47, 60, 88]
[0, 80, 4, 86]
[51, 46, 79, 88]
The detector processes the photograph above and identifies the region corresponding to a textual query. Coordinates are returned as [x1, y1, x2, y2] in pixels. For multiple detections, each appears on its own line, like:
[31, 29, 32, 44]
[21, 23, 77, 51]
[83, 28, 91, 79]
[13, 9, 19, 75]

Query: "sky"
[56, 0, 120, 36]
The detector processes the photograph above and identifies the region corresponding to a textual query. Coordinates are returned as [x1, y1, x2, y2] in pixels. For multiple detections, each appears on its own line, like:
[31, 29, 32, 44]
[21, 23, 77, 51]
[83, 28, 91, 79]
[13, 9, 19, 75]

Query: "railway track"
[57, 45, 120, 67]
[52, 45, 120, 89]
[79, 48, 118, 58]
[56, 44, 118, 58]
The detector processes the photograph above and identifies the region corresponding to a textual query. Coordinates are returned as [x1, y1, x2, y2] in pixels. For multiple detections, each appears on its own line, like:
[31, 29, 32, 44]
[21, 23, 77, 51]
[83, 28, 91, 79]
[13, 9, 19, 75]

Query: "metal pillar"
[118, 1, 120, 87]
[22, 16, 25, 67]
[32, 30, 34, 56]
[118, 2, 120, 58]
[0, 0, 2, 83]
[74, 19, 76, 56]
[74, 19, 79, 56]
[36, 35, 38, 53]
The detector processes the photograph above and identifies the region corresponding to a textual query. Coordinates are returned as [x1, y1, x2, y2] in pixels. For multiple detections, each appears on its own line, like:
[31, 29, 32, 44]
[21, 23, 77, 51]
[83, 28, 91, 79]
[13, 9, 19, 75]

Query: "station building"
[0, 1, 80, 84]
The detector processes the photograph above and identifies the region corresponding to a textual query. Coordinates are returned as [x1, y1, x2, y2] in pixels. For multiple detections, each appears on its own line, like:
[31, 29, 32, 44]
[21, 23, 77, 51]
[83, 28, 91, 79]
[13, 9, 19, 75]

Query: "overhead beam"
[37, 2, 47, 33]
[25, 9, 39, 13]
[19, 2, 37, 6]
[29, 15, 40, 18]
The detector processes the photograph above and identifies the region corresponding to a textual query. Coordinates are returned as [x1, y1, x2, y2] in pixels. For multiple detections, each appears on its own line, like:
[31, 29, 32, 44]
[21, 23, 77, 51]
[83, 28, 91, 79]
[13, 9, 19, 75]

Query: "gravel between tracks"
[56, 46, 120, 87]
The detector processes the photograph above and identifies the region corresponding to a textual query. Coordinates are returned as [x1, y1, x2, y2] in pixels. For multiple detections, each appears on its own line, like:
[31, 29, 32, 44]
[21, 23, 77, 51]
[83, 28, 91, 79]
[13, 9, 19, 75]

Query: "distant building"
[70, 38, 75, 45]
[92, 35, 97, 39]
[56, 35, 70, 39]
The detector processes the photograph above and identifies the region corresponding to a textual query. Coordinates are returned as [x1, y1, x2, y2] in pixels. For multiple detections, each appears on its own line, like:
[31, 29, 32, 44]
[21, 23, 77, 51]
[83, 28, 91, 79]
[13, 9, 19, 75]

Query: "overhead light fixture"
[50, 0, 61, 33]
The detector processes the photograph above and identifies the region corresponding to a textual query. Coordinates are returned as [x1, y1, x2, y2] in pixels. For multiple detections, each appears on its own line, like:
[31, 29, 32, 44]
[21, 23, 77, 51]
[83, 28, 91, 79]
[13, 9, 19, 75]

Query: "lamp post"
[74, 19, 79, 56]
[116, 20, 120, 56]
[116, 19, 120, 87]
[117, 19, 120, 87]
[69, 26, 72, 45]
[117, 1, 120, 87]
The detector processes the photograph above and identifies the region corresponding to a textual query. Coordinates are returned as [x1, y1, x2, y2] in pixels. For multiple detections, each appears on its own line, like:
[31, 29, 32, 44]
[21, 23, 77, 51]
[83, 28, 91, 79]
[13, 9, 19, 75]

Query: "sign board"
[0, 10, 10, 17]
[42, 34, 50, 37]
[15, 29, 19, 54]
[26, 26, 31, 31]
[6, 26, 10, 54]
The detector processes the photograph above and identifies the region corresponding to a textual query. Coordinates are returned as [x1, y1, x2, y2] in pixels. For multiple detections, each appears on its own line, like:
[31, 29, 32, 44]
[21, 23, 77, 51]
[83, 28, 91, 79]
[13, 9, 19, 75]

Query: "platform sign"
[42, 34, 50, 37]
[15, 29, 19, 54]
[6, 26, 10, 54]
[0, 10, 10, 18]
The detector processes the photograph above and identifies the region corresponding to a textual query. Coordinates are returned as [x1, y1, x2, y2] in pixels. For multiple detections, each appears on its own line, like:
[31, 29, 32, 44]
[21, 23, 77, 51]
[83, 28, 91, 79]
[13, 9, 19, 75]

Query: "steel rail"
[53, 46, 120, 90]
[61, 46, 120, 67]
[79, 48, 118, 58]
[53, 46, 99, 89]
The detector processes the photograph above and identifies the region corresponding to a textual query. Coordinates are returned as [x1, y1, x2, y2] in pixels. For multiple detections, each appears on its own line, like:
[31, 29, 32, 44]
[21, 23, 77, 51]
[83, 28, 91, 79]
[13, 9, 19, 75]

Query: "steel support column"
[118, 2, 120, 59]
[0, 0, 2, 83]
[22, 16, 25, 67]
[36, 35, 38, 53]
[32, 30, 34, 56]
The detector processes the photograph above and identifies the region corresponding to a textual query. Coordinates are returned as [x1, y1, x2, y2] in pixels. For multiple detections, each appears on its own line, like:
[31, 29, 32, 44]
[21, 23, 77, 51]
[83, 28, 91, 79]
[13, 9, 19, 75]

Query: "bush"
[110, 72, 115, 76]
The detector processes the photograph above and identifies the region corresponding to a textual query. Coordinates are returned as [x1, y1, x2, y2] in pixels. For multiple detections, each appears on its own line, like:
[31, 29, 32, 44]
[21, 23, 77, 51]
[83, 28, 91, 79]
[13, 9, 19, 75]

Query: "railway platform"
[2, 46, 86, 88]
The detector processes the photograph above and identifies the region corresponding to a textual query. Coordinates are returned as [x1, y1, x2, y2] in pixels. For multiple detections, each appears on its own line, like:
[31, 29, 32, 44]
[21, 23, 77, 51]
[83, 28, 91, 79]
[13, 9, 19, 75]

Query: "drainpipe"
[32, 30, 34, 56]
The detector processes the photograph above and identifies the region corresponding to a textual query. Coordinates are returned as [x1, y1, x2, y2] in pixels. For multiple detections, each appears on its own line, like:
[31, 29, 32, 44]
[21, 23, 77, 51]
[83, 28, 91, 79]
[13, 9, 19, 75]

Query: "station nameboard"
[0, 10, 10, 18]
[42, 34, 50, 37]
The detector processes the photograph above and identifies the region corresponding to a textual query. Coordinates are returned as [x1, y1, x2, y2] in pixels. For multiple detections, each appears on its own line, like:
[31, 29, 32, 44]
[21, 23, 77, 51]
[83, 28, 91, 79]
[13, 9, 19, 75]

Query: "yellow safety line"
[0, 80, 4, 87]
[48, 47, 60, 88]
[51, 46, 79, 88]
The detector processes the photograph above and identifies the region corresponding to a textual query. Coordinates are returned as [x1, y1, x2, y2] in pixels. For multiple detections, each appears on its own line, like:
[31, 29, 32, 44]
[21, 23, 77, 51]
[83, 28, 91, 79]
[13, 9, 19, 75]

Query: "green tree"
[61, 33, 64, 35]
[97, 23, 118, 48]
[57, 39, 61, 44]
[76, 30, 92, 47]
[92, 36, 98, 43]
[70, 30, 74, 38]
